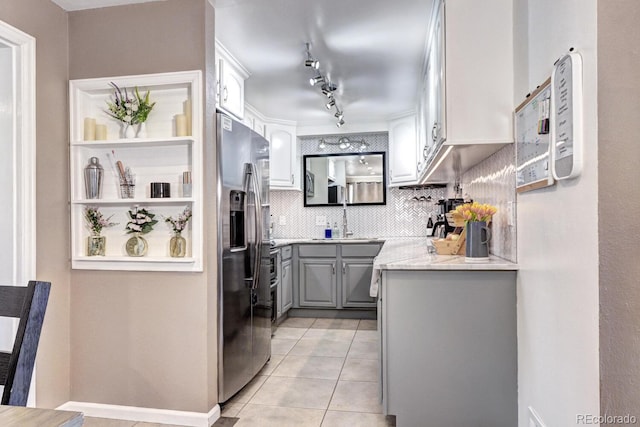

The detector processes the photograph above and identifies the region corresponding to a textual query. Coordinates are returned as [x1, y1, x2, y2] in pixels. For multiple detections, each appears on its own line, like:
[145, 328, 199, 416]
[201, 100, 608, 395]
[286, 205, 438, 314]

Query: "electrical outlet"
[315, 215, 326, 226]
[278, 215, 286, 226]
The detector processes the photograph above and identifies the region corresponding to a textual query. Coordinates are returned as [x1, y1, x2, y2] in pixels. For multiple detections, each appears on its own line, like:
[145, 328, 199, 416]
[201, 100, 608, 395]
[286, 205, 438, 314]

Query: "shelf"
[72, 198, 195, 205]
[69, 70, 203, 272]
[71, 136, 195, 147]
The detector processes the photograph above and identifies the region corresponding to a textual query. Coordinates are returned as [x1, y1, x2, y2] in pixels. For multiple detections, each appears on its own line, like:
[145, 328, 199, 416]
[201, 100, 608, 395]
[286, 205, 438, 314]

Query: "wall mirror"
[303, 152, 386, 207]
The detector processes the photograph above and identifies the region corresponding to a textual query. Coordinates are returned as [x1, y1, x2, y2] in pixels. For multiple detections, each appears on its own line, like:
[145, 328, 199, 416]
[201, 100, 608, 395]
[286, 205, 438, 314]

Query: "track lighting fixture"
[304, 42, 345, 126]
[304, 43, 320, 69]
[316, 136, 369, 151]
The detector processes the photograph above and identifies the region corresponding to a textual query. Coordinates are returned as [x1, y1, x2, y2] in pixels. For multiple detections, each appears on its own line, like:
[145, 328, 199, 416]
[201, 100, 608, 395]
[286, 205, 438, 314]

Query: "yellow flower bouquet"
[453, 202, 497, 223]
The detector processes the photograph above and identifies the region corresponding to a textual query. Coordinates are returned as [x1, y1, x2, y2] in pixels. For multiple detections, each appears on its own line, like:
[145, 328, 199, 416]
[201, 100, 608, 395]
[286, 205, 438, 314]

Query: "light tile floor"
[221, 317, 395, 427]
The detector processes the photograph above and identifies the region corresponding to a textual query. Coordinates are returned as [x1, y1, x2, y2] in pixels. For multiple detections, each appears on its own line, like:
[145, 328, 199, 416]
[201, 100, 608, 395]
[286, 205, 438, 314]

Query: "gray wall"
[68, 0, 218, 412]
[598, 0, 640, 419]
[0, 0, 71, 409]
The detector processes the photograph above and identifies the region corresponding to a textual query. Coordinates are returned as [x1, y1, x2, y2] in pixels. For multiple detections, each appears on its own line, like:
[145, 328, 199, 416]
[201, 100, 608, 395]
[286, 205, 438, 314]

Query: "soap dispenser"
[332, 222, 340, 238]
[324, 222, 332, 239]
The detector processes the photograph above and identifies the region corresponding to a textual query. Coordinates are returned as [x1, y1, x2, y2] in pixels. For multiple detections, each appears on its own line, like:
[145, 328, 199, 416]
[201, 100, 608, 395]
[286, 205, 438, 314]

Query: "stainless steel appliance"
[431, 198, 465, 238]
[217, 113, 271, 403]
[269, 248, 279, 331]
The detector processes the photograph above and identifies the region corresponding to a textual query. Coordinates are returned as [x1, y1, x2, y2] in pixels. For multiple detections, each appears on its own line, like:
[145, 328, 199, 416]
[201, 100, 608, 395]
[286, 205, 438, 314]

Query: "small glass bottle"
[332, 222, 340, 238]
[182, 171, 192, 198]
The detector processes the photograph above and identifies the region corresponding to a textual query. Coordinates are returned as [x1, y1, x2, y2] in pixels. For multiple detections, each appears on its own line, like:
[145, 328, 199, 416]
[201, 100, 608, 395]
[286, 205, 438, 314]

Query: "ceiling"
[52, 0, 435, 130]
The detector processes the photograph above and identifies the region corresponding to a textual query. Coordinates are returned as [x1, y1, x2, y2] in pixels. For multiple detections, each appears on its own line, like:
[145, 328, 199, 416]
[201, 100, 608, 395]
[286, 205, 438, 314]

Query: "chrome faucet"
[342, 197, 353, 238]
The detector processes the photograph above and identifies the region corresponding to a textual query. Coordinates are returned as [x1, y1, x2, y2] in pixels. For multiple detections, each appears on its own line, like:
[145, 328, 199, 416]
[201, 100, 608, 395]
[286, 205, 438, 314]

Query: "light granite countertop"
[373, 238, 518, 271]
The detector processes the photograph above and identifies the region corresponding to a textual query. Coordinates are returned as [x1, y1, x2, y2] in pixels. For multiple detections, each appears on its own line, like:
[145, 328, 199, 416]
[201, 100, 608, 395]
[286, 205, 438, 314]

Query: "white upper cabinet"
[215, 40, 249, 120]
[267, 121, 301, 190]
[441, 0, 513, 145]
[388, 114, 418, 185]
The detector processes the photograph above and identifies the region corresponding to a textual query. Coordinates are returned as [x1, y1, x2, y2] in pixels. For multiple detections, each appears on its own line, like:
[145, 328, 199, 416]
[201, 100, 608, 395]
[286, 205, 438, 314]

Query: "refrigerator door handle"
[245, 162, 262, 290]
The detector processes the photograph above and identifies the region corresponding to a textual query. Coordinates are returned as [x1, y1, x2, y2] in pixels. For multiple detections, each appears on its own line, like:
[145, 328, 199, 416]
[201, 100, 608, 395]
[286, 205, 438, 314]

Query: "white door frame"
[0, 19, 37, 404]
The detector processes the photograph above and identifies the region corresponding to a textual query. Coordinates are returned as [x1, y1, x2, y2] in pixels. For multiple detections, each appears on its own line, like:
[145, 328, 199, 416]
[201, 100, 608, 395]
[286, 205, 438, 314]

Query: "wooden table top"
[0, 405, 84, 427]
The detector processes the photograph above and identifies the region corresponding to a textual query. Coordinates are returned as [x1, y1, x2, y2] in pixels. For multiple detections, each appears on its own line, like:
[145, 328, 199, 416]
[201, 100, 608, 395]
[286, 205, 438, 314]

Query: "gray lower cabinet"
[295, 243, 381, 309]
[341, 258, 376, 308]
[299, 258, 337, 307]
[380, 270, 517, 426]
[281, 258, 293, 312]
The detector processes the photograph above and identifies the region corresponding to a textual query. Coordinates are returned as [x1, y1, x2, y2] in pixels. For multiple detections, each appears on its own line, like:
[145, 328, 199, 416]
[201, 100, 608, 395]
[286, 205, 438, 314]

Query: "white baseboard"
[57, 401, 220, 427]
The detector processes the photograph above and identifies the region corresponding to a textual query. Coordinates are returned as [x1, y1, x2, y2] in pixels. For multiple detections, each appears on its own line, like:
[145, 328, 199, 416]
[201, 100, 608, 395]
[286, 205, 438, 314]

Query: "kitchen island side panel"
[382, 270, 517, 427]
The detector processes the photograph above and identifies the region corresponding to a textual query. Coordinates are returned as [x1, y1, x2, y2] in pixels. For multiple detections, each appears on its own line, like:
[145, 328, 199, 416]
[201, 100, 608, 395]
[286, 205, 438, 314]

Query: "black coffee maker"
[431, 198, 466, 237]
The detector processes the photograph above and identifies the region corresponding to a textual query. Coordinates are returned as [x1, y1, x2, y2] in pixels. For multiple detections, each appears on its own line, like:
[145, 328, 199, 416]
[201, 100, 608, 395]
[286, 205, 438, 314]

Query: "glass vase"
[125, 233, 148, 257]
[87, 235, 106, 256]
[170, 232, 187, 258]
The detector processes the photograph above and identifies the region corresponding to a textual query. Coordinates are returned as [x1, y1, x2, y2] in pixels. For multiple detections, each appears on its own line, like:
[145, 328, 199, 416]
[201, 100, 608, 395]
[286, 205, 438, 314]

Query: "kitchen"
[0, 0, 634, 426]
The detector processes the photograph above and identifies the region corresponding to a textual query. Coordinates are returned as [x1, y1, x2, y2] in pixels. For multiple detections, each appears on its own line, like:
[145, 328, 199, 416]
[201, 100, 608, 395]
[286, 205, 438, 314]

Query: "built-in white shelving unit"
[69, 70, 203, 271]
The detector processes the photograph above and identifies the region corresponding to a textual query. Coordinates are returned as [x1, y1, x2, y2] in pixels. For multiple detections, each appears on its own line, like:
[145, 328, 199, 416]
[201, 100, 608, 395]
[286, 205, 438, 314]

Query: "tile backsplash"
[459, 144, 517, 262]
[270, 132, 444, 239]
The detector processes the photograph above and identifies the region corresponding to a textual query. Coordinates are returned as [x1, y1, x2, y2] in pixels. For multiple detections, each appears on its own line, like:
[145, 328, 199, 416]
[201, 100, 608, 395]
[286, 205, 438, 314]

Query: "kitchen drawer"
[341, 244, 382, 258]
[298, 244, 337, 258]
[281, 245, 293, 260]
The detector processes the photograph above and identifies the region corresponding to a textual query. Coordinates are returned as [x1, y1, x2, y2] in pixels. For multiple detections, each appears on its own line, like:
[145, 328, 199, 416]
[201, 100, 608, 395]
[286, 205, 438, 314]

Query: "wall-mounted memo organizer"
[551, 49, 583, 180]
[515, 77, 555, 193]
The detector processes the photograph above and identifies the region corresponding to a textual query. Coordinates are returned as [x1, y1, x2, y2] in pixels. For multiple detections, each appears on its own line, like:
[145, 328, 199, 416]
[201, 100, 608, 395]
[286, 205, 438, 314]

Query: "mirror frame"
[303, 151, 387, 207]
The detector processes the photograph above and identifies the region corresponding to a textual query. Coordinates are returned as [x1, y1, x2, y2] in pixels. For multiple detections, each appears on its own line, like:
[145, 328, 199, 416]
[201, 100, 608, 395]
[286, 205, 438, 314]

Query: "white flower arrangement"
[125, 206, 158, 234]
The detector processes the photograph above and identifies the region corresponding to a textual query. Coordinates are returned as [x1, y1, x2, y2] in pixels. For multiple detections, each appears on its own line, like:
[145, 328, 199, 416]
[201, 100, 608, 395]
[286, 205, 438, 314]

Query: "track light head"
[305, 59, 320, 69]
[336, 118, 345, 128]
[334, 110, 343, 120]
[326, 99, 336, 109]
[309, 75, 325, 86]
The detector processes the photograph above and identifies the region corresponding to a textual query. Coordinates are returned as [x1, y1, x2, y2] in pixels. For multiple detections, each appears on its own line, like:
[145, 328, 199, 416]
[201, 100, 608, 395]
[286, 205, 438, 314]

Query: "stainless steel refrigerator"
[216, 112, 271, 403]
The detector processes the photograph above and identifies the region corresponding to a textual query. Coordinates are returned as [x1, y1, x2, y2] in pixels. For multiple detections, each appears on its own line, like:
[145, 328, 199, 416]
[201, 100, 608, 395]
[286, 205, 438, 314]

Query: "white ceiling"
[52, 0, 435, 129]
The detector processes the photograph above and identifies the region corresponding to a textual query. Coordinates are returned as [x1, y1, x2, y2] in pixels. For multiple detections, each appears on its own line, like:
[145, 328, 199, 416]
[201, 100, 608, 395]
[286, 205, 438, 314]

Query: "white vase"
[123, 124, 135, 139]
[137, 122, 147, 138]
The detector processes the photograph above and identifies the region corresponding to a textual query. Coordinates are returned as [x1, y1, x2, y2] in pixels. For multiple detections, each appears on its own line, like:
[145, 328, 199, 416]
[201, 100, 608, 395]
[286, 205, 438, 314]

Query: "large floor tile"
[347, 339, 379, 360]
[280, 317, 316, 328]
[259, 354, 285, 375]
[339, 357, 379, 382]
[321, 411, 394, 427]
[353, 330, 379, 342]
[289, 337, 351, 358]
[273, 326, 308, 340]
[227, 375, 268, 404]
[357, 319, 378, 330]
[303, 328, 356, 341]
[311, 318, 360, 330]
[329, 380, 383, 414]
[272, 355, 345, 380]
[271, 338, 299, 355]
[235, 404, 324, 427]
[249, 376, 337, 409]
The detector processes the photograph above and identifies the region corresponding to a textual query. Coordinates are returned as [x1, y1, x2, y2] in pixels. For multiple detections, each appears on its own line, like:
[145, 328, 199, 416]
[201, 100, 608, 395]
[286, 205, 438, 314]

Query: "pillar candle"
[95, 124, 107, 140]
[183, 100, 192, 136]
[175, 114, 187, 137]
[83, 118, 96, 141]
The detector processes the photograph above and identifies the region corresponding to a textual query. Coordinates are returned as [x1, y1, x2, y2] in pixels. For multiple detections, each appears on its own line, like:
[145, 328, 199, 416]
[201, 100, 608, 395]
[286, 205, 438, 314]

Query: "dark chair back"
[0, 281, 51, 406]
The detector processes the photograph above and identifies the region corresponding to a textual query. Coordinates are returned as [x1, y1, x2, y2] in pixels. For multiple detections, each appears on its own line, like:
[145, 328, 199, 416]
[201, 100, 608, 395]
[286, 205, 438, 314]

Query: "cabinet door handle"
[342, 262, 346, 275]
[291, 174, 294, 184]
[431, 123, 438, 142]
[216, 80, 220, 101]
[283, 267, 287, 278]
[223, 86, 229, 102]
[332, 263, 335, 275]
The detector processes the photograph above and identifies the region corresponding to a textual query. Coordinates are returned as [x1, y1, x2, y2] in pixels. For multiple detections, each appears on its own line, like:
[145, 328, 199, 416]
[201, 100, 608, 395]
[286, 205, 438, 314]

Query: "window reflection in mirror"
[303, 152, 386, 207]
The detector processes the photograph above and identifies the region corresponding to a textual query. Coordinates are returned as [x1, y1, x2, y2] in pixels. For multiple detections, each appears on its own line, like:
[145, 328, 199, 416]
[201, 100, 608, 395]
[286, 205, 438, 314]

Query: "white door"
[0, 20, 36, 400]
